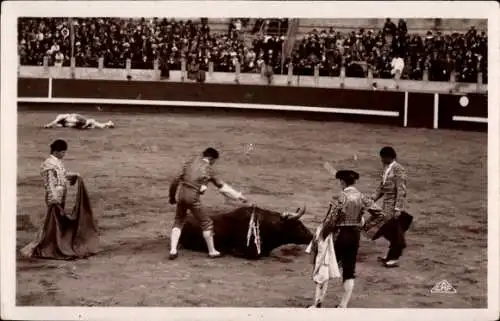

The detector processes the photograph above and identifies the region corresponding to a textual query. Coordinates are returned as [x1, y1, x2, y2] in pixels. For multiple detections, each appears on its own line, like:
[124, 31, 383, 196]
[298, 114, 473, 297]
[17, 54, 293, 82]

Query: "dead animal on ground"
[179, 205, 313, 259]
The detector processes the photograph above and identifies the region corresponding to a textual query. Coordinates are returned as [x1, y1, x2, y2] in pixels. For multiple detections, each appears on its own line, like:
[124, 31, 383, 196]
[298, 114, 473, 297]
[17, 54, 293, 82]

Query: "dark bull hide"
[179, 206, 313, 259]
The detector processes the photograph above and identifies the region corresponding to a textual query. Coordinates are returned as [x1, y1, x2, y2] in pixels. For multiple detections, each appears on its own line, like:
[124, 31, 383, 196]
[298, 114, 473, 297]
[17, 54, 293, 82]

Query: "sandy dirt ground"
[15, 108, 487, 308]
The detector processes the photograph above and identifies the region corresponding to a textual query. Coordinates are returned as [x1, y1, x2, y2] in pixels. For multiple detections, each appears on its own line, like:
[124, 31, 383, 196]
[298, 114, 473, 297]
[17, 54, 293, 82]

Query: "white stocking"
[311, 280, 328, 307]
[87, 119, 106, 128]
[338, 279, 354, 308]
[170, 227, 182, 255]
[202, 230, 220, 256]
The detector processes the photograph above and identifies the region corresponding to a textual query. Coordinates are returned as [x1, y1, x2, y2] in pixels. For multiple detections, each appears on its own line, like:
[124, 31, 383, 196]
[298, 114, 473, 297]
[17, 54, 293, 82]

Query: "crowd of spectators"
[287, 19, 487, 83]
[18, 17, 487, 83]
[19, 18, 261, 73]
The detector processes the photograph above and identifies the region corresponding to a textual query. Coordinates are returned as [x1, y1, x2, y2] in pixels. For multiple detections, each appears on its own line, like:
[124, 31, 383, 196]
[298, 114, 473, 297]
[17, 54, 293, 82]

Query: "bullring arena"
[15, 17, 488, 309]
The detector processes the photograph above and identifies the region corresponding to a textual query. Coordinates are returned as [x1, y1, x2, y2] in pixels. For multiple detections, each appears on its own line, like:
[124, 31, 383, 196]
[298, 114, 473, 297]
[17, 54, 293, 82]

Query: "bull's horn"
[294, 203, 307, 220]
[281, 203, 307, 219]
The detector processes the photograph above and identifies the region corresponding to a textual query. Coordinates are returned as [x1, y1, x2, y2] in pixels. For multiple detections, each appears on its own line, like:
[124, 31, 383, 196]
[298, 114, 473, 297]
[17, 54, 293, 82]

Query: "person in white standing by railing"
[53, 50, 64, 68]
[391, 54, 405, 80]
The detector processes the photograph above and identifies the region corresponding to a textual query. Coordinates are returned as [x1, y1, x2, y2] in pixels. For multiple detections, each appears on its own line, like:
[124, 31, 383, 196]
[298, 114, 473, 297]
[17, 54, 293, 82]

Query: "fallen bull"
[179, 205, 313, 259]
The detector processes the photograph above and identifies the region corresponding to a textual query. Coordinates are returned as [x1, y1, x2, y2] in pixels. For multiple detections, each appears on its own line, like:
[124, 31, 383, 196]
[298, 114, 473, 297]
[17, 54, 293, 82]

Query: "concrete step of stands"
[296, 18, 486, 37]
[208, 18, 257, 38]
[207, 18, 231, 35]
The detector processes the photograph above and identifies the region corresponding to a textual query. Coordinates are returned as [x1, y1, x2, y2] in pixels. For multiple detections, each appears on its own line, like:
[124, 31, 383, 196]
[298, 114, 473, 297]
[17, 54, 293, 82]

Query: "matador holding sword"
[168, 147, 249, 259]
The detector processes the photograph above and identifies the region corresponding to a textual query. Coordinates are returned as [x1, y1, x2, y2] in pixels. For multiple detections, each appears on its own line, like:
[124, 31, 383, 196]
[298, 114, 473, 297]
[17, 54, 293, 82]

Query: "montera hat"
[335, 170, 360, 181]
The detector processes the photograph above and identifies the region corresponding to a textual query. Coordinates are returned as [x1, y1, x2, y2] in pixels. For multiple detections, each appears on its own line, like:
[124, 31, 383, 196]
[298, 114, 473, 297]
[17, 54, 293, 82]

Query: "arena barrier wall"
[17, 77, 487, 132]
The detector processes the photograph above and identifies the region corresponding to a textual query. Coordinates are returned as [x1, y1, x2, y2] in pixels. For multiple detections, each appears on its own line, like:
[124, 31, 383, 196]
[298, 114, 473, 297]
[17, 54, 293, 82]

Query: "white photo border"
[2, 1, 499, 320]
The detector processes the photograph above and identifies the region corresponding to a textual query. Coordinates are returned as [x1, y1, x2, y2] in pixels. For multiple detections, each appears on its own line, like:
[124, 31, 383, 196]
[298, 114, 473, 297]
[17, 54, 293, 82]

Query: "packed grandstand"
[18, 18, 487, 83]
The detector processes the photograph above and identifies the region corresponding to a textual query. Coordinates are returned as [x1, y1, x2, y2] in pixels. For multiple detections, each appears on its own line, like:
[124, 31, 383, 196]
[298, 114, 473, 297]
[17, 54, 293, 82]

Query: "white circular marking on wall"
[459, 96, 469, 107]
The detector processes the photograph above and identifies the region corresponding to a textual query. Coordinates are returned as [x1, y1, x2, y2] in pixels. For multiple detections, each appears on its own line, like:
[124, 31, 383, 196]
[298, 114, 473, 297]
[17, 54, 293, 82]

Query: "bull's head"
[274, 203, 312, 246]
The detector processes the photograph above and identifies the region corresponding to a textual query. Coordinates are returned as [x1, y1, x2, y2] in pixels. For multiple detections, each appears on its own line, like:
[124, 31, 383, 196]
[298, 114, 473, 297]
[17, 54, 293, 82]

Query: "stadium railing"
[17, 60, 488, 133]
[18, 55, 487, 95]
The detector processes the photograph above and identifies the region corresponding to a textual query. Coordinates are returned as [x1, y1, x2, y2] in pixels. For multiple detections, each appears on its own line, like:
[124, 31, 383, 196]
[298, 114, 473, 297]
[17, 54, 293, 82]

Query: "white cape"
[305, 225, 341, 283]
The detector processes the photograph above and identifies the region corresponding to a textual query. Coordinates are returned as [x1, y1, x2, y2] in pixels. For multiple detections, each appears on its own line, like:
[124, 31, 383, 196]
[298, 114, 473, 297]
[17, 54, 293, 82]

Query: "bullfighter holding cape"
[20, 140, 99, 260]
[306, 169, 382, 308]
[363, 146, 412, 268]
